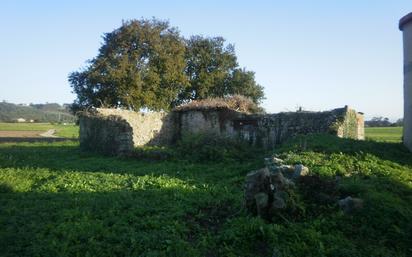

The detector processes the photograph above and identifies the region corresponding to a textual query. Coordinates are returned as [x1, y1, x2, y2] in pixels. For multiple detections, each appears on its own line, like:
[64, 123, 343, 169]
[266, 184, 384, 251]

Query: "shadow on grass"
[1, 171, 411, 257]
[0, 137, 78, 143]
[278, 134, 412, 167]
[0, 141, 263, 193]
[0, 184, 241, 257]
[0, 135, 411, 189]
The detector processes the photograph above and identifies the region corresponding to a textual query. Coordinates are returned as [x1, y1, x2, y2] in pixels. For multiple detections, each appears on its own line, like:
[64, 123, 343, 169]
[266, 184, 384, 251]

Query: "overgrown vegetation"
[132, 133, 264, 163]
[0, 133, 411, 256]
[175, 133, 264, 162]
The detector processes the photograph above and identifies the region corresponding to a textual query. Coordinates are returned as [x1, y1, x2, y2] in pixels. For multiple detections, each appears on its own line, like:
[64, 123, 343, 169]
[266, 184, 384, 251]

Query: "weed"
[175, 133, 264, 163]
[0, 133, 411, 256]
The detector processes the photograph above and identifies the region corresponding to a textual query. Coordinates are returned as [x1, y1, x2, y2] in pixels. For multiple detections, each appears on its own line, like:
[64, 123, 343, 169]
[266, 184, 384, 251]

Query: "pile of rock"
[244, 156, 363, 219]
[264, 157, 309, 180]
[244, 156, 309, 219]
[338, 196, 364, 214]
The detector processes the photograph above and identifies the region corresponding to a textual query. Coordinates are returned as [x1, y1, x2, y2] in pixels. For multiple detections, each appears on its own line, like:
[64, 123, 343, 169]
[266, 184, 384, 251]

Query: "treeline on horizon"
[0, 101, 76, 123]
[0, 100, 403, 127]
[365, 117, 403, 127]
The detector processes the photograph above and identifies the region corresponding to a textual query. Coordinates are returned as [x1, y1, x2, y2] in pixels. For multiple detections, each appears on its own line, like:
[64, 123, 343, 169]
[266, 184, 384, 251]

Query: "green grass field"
[365, 126, 403, 142]
[0, 134, 411, 256]
[0, 122, 79, 138]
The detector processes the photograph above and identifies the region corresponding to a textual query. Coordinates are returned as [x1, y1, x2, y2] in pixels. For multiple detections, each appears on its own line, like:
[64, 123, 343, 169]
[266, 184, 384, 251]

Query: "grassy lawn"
[0, 135, 411, 256]
[365, 126, 403, 143]
[0, 122, 79, 138]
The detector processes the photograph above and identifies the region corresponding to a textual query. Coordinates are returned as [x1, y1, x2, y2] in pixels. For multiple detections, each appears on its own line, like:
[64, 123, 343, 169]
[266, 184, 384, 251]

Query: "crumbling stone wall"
[79, 113, 133, 155]
[79, 108, 175, 155]
[177, 106, 364, 148]
[177, 108, 241, 137]
[95, 108, 175, 146]
[79, 106, 364, 155]
[334, 108, 364, 140]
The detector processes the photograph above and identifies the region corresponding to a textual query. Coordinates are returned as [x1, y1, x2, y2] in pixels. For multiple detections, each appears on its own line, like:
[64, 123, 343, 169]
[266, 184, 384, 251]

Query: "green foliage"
[341, 110, 358, 139]
[69, 19, 265, 112]
[182, 36, 264, 104]
[175, 133, 263, 162]
[132, 146, 176, 161]
[329, 109, 359, 139]
[0, 134, 411, 256]
[228, 68, 264, 104]
[365, 116, 401, 127]
[183, 36, 237, 101]
[69, 18, 188, 112]
[133, 133, 264, 163]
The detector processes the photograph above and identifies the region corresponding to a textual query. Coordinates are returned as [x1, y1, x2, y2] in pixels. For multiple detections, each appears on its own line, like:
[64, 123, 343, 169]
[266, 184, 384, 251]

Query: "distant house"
[16, 118, 26, 123]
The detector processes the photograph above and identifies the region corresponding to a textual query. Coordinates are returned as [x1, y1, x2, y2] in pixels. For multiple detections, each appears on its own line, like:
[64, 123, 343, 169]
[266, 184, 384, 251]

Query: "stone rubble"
[245, 155, 364, 219]
[338, 196, 364, 214]
[245, 156, 309, 219]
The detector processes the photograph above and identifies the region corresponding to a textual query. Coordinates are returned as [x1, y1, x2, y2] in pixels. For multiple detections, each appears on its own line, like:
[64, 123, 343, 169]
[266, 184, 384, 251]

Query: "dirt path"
[0, 129, 73, 143]
[40, 129, 57, 138]
[0, 131, 44, 138]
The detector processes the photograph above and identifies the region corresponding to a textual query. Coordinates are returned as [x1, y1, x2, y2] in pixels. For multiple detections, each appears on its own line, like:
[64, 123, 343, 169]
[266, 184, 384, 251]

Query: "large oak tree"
[69, 18, 264, 112]
[182, 36, 264, 105]
[69, 19, 188, 111]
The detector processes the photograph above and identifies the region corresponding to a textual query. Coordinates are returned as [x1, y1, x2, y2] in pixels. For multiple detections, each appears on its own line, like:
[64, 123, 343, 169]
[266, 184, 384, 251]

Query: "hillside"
[0, 102, 76, 123]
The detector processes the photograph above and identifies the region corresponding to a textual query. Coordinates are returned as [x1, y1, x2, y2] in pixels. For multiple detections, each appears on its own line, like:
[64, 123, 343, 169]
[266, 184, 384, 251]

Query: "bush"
[175, 133, 262, 162]
[130, 133, 264, 163]
[0, 183, 13, 193]
[132, 146, 175, 161]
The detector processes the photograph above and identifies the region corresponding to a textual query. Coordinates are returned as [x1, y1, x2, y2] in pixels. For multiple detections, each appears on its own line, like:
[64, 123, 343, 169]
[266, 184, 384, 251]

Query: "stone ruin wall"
[79, 108, 176, 155]
[177, 108, 239, 137]
[94, 108, 176, 146]
[79, 106, 364, 155]
[177, 106, 364, 148]
[79, 113, 134, 155]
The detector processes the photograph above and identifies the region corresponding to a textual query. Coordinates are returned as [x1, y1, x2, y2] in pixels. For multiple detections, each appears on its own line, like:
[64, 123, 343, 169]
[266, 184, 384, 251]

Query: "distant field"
[0, 123, 79, 138]
[365, 126, 403, 143]
[0, 124, 402, 142]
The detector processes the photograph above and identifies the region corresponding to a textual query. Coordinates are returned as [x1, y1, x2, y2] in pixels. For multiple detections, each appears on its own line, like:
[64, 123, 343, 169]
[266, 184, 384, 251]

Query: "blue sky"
[0, 1, 410, 120]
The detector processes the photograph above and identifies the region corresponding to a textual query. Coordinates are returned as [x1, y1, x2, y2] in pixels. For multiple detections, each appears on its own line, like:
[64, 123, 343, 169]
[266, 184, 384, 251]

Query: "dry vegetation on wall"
[174, 95, 263, 114]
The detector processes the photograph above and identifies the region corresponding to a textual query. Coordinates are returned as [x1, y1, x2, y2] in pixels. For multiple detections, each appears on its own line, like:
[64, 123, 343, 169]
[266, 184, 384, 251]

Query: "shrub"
[175, 133, 262, 162]
[0, 183, 13, 193]
[132, 146, 175, 161]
